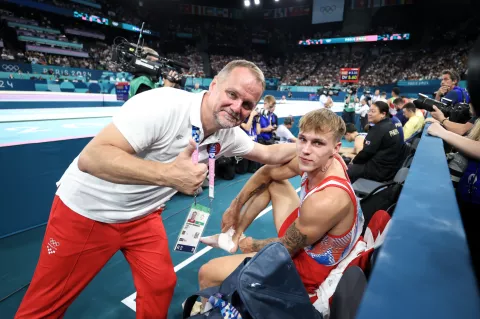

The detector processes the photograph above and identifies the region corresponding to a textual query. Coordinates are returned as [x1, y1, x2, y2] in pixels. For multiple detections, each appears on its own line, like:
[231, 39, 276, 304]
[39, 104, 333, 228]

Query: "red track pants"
[15, 196, 176, 319]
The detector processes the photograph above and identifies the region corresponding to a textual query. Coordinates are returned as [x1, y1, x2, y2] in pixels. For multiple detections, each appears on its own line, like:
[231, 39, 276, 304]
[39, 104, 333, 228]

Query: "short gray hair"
[217, 60, 266, 91]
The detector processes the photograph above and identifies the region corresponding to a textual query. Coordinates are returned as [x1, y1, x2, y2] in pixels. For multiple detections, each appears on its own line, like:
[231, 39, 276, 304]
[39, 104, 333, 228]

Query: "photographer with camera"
[257, 95, 278, 145]
[425, 103, 477, 136]
[343, 87, 358, 124]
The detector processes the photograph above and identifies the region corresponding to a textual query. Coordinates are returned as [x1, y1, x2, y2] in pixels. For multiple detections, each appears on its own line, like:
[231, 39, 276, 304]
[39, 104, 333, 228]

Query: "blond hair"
[264, 95, 276, 105]
[217, 60, 266, 91]
[468, 118, 480, 141]
[299, 109, 346, 143]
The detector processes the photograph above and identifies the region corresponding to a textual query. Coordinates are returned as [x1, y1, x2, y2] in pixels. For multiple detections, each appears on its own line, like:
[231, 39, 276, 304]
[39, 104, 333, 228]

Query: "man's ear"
[209, 76, 217, 91]
[332, 141, 342, 157]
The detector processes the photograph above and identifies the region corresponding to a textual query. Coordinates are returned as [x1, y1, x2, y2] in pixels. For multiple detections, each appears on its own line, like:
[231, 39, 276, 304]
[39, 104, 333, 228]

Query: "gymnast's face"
[208, 67, 263, 129]
[296, 130, 340, 173]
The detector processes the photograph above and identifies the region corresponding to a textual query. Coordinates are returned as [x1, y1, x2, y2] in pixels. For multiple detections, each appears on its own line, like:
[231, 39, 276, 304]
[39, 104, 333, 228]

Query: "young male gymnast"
[199, 109, 364, 312]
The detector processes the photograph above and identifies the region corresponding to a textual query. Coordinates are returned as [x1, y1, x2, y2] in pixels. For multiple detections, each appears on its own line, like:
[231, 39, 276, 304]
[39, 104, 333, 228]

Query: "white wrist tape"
[200, 227, 245, 253]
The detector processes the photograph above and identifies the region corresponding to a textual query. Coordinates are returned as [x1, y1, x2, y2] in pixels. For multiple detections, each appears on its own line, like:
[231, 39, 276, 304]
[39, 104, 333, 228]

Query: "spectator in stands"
[435, 69, 470, 105]
[380, 91, 388, 101]
[275, 116, 297, 143]
[388, 87, 401, 115]
[425, 103, 477, 136]
[191, 83, 203, 93]
[241, 109, 261, 142]
[402, 102, 424, 141]
[347, 101, 404, 183]
[238, 109, 262, 173]
[389, 110, 405, 142]
[393, 97, 407, 125]
[341, 123, 366, 159]
[258, 95, 278, 144]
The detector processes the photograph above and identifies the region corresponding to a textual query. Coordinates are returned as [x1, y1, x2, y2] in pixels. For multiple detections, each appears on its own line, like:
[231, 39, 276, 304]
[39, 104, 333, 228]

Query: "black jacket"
[353, 118, 404, 181]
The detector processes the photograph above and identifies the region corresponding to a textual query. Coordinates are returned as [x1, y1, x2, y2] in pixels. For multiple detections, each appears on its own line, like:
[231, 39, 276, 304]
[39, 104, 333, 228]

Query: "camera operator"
[128, 47, 181, 98]
[257, 95, 278, 145]
[343, 87, 358, 124]
[319, 87, 333, 109]
[435, 69, 470, 105]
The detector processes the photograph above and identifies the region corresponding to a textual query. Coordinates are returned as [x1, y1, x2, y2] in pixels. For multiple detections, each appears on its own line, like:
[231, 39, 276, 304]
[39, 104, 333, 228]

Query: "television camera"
[111, 26, 189, 83]
[318, 86, 341, 97]
[414, 93, 471, 124]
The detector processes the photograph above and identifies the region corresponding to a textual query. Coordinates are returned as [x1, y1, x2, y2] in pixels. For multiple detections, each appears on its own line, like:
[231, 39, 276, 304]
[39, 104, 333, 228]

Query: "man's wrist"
[230, 197, 243, 211]
[155, 161, 173, 187]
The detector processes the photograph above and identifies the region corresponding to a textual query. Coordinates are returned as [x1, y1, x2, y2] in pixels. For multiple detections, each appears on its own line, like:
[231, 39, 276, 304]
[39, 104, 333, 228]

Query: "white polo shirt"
[275, 124, 295, 143]
[319, 94, 328, 109]
[56, 87, 254, 223]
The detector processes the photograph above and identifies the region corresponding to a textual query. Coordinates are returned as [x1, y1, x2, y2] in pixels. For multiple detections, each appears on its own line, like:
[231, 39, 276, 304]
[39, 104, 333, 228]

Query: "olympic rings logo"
[2, 64, 19, 72]
[49, 238, 60, 247]
[319, 5, 336, 14]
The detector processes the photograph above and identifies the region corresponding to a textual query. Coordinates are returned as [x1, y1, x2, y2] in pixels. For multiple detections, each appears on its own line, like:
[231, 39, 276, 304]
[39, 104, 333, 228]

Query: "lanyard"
[191, 125, 216, 207]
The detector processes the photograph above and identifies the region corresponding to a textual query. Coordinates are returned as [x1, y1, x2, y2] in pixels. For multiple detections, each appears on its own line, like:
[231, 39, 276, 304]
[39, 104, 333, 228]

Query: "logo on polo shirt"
[208, 143, 221, 158]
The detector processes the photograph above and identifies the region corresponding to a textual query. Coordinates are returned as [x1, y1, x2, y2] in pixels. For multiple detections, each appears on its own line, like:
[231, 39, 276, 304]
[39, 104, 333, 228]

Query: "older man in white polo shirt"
[15, 60, 296, 319]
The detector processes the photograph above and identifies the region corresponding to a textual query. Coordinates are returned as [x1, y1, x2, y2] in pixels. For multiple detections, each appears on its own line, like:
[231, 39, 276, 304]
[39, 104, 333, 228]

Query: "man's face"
[208, 67, 263, 129]
[441, 73, 456, 90]
[265, 101, 276, 113]
[344, 132, 355, 142]
[395, 102, 405, 110]
[404, 109, 414, 119]
[296, 130, 340, 173]
[375, 90, 380, 96]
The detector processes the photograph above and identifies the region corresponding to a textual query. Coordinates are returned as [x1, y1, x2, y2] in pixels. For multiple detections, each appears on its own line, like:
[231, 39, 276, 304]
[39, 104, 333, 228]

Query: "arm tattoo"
[282, 221, 308, 255]
[251, 238, 280, 252]
[247, 182, 271, 200]
[250, 222, 308, 255]
[236, 182, 272, 207]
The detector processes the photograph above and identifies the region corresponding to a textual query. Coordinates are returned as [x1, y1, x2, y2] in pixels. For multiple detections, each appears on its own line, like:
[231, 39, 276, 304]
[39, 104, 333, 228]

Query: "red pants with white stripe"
[15, 196, 176, 319]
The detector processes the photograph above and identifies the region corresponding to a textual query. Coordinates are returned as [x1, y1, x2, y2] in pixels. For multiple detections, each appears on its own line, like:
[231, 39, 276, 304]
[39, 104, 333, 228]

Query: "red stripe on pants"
[15, 196, 176, 319]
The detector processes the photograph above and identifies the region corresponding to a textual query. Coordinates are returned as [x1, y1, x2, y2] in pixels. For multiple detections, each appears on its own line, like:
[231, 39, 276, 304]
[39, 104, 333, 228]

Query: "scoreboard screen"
[340, 68, 360, 83]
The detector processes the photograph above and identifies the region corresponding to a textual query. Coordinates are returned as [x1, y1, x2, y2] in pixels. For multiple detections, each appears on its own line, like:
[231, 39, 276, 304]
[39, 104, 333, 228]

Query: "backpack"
[215, 157, 236, 180]
[456, 159, 480, 205]
[183, 242, 321, 319]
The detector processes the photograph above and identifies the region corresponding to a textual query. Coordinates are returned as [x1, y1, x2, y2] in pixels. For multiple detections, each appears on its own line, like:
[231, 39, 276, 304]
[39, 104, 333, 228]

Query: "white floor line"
[121, 187, 301, 312]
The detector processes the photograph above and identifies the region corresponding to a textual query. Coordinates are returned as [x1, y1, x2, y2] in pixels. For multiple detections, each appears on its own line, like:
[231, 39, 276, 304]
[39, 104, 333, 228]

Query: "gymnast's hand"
[221, 205, 240, 234]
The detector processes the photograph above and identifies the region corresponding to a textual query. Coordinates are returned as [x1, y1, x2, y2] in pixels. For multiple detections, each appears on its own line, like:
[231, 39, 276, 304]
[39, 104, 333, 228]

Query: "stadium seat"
[353, 167, 410, 197]
[329, 266, 367, 319]
[401, 153, 414, 168]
